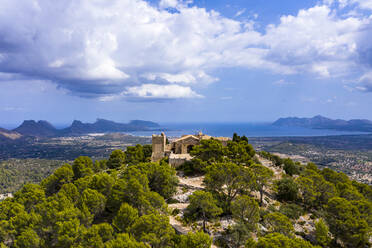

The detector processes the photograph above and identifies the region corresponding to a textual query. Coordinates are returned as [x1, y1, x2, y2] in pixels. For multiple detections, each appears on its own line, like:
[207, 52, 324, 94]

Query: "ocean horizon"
[126, 122, 371, 138]
[2, 122, 370, 138]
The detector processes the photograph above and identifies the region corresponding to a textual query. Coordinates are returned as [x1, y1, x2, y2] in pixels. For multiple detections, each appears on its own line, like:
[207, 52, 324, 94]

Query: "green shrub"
[279, 203, 304, 220]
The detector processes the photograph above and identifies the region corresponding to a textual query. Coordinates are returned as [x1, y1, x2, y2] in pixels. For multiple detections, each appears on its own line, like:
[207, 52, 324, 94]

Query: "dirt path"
[169, 203, 189, 210]
[169, 215, 192, 235]
[168, 176, 205, 235]
[178, 175, 205, 190]
[168, 203, 191, 235]
[256, 155, 283, 180]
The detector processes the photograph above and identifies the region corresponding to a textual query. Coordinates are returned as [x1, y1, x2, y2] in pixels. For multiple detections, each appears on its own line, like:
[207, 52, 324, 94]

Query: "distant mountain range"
[273, 115, 372, 132]
[0, 119, 160, 139]
[60, 119, 159, 135]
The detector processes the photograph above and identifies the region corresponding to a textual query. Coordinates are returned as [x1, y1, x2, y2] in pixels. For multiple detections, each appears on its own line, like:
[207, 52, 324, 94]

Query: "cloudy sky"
[1, 0, 372, 126]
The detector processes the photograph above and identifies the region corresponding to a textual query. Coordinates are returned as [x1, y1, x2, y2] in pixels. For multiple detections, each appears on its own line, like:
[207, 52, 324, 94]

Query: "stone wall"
[151, 133, 166, 162]
[169, 153, 193, 168]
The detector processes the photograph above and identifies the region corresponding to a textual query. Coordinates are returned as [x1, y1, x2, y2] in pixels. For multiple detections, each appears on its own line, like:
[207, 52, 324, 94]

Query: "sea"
[126, 123, 371, 138]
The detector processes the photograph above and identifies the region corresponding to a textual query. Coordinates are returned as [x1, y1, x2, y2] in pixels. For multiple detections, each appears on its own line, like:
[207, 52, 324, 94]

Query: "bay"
[125, 122, 371, 138]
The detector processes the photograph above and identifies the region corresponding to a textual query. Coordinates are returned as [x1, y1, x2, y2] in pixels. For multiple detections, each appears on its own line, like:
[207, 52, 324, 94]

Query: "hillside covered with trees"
[0, 134, 371, 247]
[0, 159, 65, 194]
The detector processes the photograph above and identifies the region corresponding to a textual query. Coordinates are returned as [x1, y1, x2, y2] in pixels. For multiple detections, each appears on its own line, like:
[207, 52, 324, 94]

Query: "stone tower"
[151, 132, 166, 162]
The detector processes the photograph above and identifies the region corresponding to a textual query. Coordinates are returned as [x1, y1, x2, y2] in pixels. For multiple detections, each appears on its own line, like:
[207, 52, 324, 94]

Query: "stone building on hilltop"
[151, 132, 230, 167]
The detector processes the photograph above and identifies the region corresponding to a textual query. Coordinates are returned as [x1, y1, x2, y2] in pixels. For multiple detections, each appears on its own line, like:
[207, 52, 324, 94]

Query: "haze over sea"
[127, 123, 371, 138]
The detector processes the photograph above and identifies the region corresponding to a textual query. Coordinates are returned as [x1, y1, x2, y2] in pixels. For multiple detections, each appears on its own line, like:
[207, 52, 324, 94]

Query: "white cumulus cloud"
[0, 0, 372, 100]
[125, 84, 203, 99]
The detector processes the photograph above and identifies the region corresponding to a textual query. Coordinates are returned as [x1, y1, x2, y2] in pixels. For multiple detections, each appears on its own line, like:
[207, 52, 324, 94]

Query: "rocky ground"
[168, 175, 204, 235]
[168, 156, 317, 246]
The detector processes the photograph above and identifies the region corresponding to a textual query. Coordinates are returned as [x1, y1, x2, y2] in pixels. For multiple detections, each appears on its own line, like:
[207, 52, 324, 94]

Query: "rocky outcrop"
[13, 120, 58, 137]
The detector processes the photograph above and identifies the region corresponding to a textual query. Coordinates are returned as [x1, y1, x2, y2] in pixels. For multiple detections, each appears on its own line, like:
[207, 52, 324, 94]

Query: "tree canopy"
[0, 136, 371, 248]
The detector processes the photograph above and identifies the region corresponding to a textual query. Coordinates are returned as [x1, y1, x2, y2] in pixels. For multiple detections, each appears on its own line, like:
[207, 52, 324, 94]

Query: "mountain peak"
[129, 120, 160, 128]
[72, 120, 83, 124]
[22, 120, 37, 125]
[13, 120, 57, 137]
[313, 115, 327, 119]
[95, 118, 114, 124]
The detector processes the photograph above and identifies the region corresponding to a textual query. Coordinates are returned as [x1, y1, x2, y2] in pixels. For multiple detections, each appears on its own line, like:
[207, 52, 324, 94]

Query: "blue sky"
[1, 0, 372, 126]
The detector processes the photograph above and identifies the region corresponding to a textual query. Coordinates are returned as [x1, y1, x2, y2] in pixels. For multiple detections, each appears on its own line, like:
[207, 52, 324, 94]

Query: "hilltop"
[0, 134, 370, 247]
[273, 115, 372, 132]
[13, 120, 58, 137]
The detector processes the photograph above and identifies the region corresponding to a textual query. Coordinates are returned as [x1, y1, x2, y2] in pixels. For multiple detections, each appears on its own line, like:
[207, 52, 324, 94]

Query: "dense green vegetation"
[0, 133, 151, 161]
[250, 135, 372, 184]
[0, 144, 184, 247]
[0, 159, 65, 194]
[0, 133, 371, 247]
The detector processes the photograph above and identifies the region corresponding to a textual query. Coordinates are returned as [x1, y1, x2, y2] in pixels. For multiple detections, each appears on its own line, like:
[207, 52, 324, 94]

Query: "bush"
[276, 178, 299, 202]
[263, 212, 295, 237]
[279, 203, 304, 220]
[177, 161, 199, 176]
[283, 158, 299, 176]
